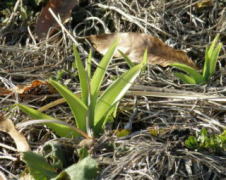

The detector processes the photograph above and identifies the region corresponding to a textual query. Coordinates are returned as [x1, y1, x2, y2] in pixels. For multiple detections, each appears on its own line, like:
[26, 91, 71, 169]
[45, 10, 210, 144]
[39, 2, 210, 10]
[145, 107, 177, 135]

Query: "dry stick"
[96, 3, 171, 37]
[5, 0, 20, 25]
[38, 89, 224, 112]
[0, 165, 17, 179]
[48, 8, 79, 46]
[0, 143, 17, 152]
[0, 154, 17, 161]
[74, 17, 110, 34]
[193, 109, 225, 129]
[48, 8, 100, 67]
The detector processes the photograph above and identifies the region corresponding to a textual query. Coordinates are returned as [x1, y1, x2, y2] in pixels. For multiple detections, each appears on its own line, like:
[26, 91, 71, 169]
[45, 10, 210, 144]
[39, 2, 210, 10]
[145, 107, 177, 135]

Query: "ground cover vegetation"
[0, 0, 226, 179]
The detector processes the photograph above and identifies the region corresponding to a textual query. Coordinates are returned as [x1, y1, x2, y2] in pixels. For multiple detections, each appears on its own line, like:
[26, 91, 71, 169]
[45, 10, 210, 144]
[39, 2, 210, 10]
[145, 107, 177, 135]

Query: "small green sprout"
[171, 34, 222, 84]
[185, 128, 226, 154]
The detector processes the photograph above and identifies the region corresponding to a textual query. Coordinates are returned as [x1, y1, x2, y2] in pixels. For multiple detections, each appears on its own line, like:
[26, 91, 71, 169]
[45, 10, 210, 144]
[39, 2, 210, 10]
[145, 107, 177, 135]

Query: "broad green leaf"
[100, 102, 119, 131]
[94, 54, 146, 128]
[118, 50, 135, 68]
[73, 45, 88, 104]
[22, 151, 57, 180]
[18, 104, 80, 137]
[171, 63, 204, 84]
[174, 72, 197, 84]
[91, 40, 118, 97]
[48, 80, 87, 131]
[52, 156, 98, 180]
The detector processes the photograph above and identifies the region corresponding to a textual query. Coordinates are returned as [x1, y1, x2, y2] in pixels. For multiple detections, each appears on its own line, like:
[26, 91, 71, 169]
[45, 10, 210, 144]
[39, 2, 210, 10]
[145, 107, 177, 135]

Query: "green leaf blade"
[48, 80, 87, 131]
[171, 63, 204, 84]
[53, 156, 98, 180]
[94, 53, 146, 129]
[118, 50, 135, 68]
[73, 45, 89, 104]
[174, 72, 196, 84]
[18, 104, 80, 137]
[91, 40, 118, 97]
[209, 43, 222, 77]
[203, 34, 222, 81]
[22, 151, 57, 180]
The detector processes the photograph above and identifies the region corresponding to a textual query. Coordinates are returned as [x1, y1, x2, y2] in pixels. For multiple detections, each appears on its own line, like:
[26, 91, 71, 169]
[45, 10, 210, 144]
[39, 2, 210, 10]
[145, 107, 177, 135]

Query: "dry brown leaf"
[87, 33, 198, 69]
[0, 113, 30, 152]
[0, 80, 49, 96]
[35, 0, 79, 39]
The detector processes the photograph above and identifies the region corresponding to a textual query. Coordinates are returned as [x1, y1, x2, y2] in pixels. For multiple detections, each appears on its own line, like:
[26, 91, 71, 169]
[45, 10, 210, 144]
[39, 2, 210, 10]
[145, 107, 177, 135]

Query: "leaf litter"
[0, 0, 226, 179]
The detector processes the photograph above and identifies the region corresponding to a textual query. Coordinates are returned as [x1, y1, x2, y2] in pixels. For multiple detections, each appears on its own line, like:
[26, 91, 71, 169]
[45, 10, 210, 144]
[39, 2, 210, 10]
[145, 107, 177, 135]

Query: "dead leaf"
[0, 80, 49, 96]
[87, 33, 198, 69]
[35, 0, 79, 39]
[0, 113, 30, 152]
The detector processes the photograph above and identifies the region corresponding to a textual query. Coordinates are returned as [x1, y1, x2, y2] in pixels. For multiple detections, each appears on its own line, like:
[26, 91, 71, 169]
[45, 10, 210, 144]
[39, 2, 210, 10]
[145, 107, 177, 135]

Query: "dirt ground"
[0, 0, 226, 179]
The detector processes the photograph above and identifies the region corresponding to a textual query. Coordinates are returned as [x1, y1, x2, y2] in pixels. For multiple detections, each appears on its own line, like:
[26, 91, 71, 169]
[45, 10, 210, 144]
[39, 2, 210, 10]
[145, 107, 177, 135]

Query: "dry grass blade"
[87, 33, 198, 69]
[0, 113, 30, 152]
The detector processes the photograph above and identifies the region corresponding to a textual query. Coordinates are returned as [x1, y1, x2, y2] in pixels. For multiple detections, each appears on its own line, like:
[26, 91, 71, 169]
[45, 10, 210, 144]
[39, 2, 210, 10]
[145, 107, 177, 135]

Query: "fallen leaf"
[0, 80, 49, 96]
[0, 87, 11, 95]
[87, 33, 198, 69]
[0, 113, 30, 152]
[35, 0, 79, 39]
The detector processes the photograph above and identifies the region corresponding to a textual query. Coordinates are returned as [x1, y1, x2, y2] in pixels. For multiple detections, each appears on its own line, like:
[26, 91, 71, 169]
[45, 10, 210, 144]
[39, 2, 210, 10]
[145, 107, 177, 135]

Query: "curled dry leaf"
[0, 80, 50, 96]
[0, 113, 30, 152]
[35, 0, 79, 39]
[87, 33, 198, 69]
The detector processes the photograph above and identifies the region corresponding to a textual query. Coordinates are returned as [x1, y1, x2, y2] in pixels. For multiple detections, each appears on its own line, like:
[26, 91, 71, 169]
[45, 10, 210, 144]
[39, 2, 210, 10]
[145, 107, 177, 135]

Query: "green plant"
[18, 41, 147, 138]
[185, 128, 226, 154]
[22, 151, 98, 180]
[171, 34, 222, 84]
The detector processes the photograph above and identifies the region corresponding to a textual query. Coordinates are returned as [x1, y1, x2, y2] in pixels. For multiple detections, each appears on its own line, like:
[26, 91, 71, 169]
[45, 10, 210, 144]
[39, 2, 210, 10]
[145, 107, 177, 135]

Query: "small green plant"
[185, 128, 226, 154]
[22, 151, 98, 180]
[18, 41, 147, 138]
[171, 34, 222, 84]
